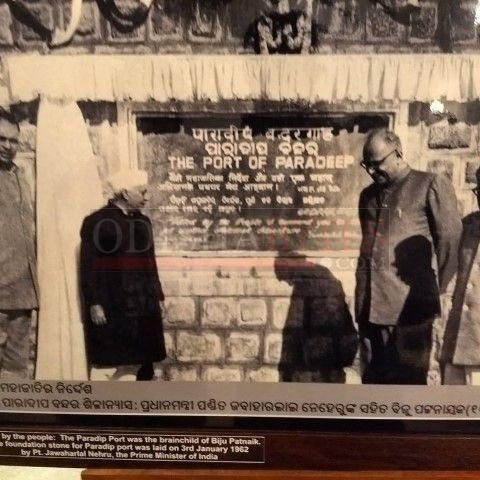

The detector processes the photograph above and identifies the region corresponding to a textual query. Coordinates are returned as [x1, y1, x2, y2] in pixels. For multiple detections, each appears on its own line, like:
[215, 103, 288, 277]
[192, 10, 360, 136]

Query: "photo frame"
[1, 0, 480, 473]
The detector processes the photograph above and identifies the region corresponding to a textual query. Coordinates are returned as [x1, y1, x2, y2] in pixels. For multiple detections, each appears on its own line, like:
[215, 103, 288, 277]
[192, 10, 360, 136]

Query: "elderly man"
[0, 109, 38, 379]
[442, 167, 480, 385]
[355, 128, 461, 384]
[80, 169, 166, 381]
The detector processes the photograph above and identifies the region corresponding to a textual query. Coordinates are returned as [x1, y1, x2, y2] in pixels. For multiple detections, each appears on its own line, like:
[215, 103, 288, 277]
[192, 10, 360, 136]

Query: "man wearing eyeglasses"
[0, 109, 38, 378]
[442, 168, 480, 385]
[355, 128, 461, 384]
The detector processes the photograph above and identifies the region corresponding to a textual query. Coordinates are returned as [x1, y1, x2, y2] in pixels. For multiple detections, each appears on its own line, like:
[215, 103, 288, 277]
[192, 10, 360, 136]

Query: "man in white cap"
[80, 169, 166, 381]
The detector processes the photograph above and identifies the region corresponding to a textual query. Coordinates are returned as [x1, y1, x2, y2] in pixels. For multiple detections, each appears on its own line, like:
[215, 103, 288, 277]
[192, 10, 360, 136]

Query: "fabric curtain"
[35, 98, 104, 380]
[5, 54, 480, 104]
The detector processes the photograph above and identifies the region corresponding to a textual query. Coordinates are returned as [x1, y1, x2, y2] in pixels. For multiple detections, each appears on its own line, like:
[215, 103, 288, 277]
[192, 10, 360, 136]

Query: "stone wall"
[160, 257, 292, 382]
[0, 0, 477, 55]
[157, 255, 364, 383]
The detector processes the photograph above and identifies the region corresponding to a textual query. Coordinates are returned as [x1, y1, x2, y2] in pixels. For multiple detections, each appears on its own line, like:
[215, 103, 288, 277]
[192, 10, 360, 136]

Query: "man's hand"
[90, 304, 107, 325]
[159, 301, 167, 319]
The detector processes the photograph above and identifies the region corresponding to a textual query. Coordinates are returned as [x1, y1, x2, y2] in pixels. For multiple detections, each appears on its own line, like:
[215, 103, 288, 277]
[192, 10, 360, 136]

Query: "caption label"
[0, 431, 265, 463]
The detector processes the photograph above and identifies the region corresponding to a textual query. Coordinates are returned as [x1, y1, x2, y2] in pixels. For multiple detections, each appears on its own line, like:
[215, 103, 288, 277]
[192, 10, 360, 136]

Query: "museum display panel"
[1, 0, 480, 471]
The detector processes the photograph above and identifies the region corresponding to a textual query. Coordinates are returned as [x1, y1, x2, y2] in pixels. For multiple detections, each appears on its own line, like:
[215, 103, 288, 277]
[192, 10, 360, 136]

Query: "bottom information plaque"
[0, 431, 264, 464]
[2, 419, 480, 471]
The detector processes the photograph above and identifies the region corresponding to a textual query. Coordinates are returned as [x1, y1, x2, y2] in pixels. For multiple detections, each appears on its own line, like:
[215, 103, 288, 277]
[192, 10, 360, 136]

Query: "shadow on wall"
[392, 235, 438, 384]
[274, 251, 358, 383]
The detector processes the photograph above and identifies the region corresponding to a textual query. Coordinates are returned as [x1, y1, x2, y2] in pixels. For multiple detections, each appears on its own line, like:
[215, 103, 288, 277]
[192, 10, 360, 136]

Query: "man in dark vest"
[355, 128, 461, 384]
[0, 108, 38, 378]
[80, 169, 166, 381]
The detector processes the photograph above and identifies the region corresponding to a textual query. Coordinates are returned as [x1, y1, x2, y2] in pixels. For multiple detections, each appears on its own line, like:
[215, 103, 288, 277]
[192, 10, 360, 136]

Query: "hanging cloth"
[35, 97, 104, 380]
[4, 54, 478, 104]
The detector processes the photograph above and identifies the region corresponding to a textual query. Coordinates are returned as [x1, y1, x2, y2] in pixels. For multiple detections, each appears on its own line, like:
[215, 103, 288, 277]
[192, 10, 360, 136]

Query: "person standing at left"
[0, 109, 38, 378]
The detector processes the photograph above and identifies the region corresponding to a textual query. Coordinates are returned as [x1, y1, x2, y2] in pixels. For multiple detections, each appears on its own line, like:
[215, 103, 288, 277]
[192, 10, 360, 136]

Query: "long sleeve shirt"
[0, 163, 38, 309]
[355, 168, 461, 326]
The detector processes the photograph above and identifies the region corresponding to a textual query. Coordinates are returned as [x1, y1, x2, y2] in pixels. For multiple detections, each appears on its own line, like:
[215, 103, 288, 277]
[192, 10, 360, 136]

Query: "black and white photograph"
[0, 0, 480, 419]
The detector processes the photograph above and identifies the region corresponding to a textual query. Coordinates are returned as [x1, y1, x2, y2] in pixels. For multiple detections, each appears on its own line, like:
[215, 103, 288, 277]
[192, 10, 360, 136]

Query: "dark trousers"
[0, 309, 32, 378]
[136, 362, 154, 381]
[280, 367, 346, 383]
[361, 320, 433, 385]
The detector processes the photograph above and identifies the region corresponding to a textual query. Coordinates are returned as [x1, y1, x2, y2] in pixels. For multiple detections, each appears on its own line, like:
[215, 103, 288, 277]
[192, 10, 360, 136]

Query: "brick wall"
[160, 258, 294, 382]
[0, 0, 477, 55]
[158, 255, 366, 382]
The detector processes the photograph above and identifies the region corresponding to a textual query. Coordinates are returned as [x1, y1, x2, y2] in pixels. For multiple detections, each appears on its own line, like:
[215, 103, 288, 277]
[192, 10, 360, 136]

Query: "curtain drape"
[5, 54, 480, 104]
[35, 98, 104, 380]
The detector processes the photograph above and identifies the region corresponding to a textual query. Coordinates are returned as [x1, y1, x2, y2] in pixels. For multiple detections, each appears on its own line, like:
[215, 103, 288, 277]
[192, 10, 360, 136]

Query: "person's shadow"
[389, 235, 440, 384]
[274, 252, 358, 383]
[394, 235, 440, 324]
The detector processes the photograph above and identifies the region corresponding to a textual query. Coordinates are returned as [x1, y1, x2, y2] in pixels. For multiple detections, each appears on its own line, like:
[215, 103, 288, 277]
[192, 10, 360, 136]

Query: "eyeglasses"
[472, 187, 479, 196]
[361, 149, 396, 172]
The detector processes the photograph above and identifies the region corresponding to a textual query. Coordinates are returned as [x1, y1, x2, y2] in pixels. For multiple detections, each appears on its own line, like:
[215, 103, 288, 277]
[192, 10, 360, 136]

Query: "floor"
[0, 466, 83, 479]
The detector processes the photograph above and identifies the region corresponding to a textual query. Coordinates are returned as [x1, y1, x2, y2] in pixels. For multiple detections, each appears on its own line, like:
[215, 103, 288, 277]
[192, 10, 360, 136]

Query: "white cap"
[105, 169, 149, 194]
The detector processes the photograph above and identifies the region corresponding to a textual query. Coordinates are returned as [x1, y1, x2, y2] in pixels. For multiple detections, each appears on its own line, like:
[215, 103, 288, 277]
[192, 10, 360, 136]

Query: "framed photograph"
[1, 0, 480, 471]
